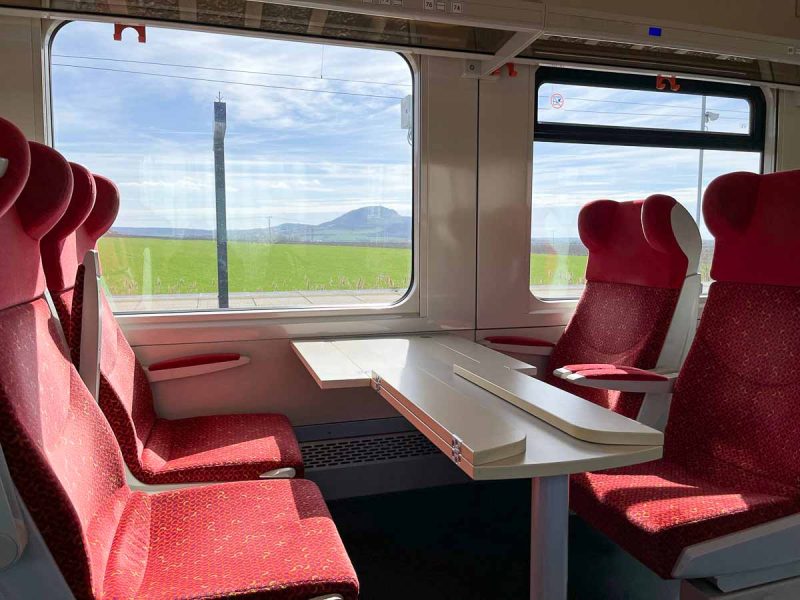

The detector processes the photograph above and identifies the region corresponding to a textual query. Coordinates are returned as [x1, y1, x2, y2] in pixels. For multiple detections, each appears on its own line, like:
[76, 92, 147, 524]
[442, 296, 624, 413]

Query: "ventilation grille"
[301, 432, 439, 470]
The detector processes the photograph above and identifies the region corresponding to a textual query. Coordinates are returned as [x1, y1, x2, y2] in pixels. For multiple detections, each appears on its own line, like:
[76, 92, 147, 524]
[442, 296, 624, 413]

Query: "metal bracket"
[463, 30, 542, 79]
[373, 375, 382, 393]
[450, 436, 462, 464]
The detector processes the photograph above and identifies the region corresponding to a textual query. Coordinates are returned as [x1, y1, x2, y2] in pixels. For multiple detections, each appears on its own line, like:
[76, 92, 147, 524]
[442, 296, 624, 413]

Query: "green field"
[98, 236, 588, 295]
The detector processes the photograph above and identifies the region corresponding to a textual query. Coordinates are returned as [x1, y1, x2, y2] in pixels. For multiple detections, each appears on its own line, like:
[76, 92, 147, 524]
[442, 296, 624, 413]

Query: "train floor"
[329, 479, 671, 600]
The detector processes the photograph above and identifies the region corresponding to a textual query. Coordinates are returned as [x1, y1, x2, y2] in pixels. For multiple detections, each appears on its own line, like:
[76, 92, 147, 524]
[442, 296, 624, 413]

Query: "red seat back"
[65, 179, 159, 479]
[41, 162, 96, 345]
[547, 195, 697, 418]
[666, 171, 800, 493]
[0, 119, 131, 599]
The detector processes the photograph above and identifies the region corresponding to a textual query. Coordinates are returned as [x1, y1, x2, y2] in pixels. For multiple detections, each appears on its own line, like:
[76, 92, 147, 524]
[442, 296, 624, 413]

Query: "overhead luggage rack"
[4, 0, 800, 85]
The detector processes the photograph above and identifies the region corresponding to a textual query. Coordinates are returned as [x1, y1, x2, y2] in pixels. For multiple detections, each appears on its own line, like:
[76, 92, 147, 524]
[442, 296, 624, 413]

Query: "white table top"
[292, 334, 663, 480]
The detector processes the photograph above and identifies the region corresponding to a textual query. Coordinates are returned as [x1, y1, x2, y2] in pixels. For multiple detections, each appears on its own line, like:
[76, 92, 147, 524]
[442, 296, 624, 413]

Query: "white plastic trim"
[711, 561, 800, 593]
[146, 355, 250, 383]
[0, 157, 8, 178]
[454, 363, 663, 446]
[79, 250, 102, 400]
[0, 445, 27, 571]
[259, 467, 297, 479]
[672, 512, 800, 580]
[669, 202, 702, 279]
[482, 340, 553, 357]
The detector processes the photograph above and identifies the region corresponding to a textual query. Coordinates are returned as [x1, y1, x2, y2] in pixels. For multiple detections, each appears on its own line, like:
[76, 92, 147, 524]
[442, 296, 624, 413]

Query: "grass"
[97, 236, 589, 296]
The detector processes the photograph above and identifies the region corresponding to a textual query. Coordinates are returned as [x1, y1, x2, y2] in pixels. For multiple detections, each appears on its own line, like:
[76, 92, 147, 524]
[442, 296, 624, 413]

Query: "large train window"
[51, 22, 414, 313]
[530, 68, 765, 300]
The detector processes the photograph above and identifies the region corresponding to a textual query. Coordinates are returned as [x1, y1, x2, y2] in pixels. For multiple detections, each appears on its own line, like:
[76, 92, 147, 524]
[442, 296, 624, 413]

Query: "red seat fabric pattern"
[545, 280, 679, 418]
[571, 461, 800, 579]
[0, 119, 357, 600]
[142, 413, 304, 483]
[94, 293, 304, 482]
[103, 480, 358, 600]
[571, 175, 800, 578]
[539, 197, 690, 418]
[54, 179, 304, 483]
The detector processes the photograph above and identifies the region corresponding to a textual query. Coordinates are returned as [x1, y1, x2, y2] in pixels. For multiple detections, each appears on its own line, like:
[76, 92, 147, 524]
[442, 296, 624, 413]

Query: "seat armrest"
[146, 353, 250, 383]
[482, 335, 555, 357]
[554, 364, 677, 394]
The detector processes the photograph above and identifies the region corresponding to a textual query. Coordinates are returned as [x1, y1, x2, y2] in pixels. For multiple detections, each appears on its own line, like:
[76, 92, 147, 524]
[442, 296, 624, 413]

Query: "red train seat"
[42, 170, 304, 484]
[571, 170, 800, 583]
[0, 118, 357, 599]
[487, 194, 701, 420]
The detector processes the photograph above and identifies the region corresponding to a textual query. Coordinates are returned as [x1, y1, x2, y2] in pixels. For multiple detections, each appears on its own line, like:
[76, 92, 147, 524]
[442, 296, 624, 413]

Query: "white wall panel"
[476, 65, 577, 331]
[778, 90, 800, 171]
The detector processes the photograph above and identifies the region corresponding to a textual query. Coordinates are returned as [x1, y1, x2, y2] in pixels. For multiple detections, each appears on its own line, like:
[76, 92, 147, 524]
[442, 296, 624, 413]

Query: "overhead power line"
[52, 53, 412, 89]
[52, 63, 405, 100]
[539, 107, 746, 121]
[536, 93, 750, 115]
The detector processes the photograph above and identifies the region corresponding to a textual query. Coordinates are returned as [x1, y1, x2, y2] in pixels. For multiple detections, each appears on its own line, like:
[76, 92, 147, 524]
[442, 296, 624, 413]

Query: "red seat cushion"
[572, 280, 800, 578]
[90, 291, 304, 483]
[141, 413, 304, 483]
[571, 461, 800, 579]
[103, 479, 358, 600]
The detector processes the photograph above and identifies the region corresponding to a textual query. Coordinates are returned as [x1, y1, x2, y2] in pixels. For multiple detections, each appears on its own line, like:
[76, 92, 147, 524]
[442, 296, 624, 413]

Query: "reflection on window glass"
[51, 22, 413, 313]
[531, 142, 761, 299]
[538, 83, 751, 134]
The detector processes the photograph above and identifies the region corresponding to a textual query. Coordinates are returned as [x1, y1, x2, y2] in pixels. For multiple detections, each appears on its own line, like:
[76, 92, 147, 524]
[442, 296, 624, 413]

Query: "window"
[531, 68, 765, 299]
[51, 22, 414, 313]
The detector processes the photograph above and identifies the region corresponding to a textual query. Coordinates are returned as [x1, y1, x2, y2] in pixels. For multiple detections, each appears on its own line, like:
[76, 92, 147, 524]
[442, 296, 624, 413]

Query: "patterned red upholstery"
[544, 196, 689, 418]
[571, 460, 799, 579]
[103, 480, 358, 599]
[0, 117, 31, 214]
[546, 280, 678, 418]
[0, 122, 358, 599]
[91, 286, 304, 482]
[42, 162, 96, 293]
[704, 170, 800, 286]
[58, 174, 304, 482]
[572, 171, 800, 578]
[142, 413, 304, 483]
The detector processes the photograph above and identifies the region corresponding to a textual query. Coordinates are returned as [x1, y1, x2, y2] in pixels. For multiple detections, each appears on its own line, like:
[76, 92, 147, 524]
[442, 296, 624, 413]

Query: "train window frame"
[46, 20, 421, 320]
[529, 67, 767, 303]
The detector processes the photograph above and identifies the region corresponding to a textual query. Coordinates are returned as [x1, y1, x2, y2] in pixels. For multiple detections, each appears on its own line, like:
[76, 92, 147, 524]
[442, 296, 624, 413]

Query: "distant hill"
[110, 205, 413, 246]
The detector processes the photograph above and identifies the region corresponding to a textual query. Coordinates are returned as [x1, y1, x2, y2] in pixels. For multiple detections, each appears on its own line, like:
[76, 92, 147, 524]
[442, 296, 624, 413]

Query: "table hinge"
[373, 375, 382, 392]
[450, 436, 463, 464]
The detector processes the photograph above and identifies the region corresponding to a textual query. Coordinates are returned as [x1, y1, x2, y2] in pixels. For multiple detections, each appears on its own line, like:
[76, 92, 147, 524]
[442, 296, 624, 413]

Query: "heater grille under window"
[301, 432, 439, 470]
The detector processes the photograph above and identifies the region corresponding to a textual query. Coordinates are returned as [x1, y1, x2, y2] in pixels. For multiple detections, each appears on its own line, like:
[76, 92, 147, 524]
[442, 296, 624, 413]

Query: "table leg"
[530, 474, 569, 600]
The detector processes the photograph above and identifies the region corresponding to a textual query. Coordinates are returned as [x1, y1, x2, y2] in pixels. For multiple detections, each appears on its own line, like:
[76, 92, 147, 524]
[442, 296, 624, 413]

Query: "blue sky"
[51, 22, 760, 240]
[51, 21, 413, 230]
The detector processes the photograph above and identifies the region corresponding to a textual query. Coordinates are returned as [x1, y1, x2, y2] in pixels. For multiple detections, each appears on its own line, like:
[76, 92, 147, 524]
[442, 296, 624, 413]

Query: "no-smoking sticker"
[550, 92, 565, 109]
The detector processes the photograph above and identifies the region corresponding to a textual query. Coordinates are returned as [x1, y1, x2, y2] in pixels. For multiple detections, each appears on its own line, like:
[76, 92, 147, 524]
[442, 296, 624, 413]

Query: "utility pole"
[213, 94, 229, 308]
[695, 95, 707, 225]
[267, 216, 272, 244]
[695, 97, 720, 225]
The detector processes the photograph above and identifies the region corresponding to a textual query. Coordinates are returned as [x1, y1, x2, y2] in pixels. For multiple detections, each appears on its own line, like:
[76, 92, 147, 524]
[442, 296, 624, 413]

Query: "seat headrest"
[42, 163, 97, 292]
[0, 142, 72, 310]
[77, 174, 119, 259]
[0, 118, 31, 219]
[704, 170, 800, 286]
[579, 195, 698, 289]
